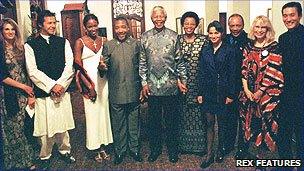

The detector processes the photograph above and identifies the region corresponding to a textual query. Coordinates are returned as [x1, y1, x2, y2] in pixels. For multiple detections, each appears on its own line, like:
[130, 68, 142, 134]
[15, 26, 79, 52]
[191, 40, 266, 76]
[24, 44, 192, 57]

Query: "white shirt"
[24, 34, 75, 137]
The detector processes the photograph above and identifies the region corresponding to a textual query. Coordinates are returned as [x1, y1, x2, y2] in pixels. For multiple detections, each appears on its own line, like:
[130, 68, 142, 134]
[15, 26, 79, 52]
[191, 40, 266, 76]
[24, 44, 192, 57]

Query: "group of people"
[0, 1, 303, 170]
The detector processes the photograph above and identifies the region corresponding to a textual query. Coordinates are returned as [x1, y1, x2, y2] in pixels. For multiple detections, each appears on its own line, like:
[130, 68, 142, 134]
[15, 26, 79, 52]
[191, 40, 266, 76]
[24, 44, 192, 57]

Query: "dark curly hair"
[181, 11, 200, 27]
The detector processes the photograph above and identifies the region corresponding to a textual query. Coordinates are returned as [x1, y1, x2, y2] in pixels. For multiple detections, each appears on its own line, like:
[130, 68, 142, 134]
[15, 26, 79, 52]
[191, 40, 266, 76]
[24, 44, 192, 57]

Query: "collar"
[287, 24, 304, 34]
[114, 36, 132, 45]
[40, 34, 50, 44]
[152, 27, 166, 35]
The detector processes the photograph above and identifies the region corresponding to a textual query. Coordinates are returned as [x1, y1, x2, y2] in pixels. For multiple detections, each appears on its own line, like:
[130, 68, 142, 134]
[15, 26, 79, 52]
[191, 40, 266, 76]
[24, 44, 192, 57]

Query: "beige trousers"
[39, 131, 71, 160]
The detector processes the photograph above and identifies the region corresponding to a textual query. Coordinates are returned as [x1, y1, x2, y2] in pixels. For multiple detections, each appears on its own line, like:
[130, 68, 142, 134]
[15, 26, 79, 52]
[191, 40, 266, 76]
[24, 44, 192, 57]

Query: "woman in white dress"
[74, 14, 113, 162]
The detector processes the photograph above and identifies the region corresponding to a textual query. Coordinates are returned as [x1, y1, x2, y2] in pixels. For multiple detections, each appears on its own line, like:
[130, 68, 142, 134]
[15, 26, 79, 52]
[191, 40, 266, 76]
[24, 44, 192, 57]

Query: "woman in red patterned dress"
[238, 15, 284, 158]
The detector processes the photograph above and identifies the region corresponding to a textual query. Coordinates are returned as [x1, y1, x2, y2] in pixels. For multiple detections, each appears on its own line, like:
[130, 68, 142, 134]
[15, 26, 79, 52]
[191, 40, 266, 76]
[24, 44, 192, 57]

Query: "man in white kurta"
[24, 10, 75, 166]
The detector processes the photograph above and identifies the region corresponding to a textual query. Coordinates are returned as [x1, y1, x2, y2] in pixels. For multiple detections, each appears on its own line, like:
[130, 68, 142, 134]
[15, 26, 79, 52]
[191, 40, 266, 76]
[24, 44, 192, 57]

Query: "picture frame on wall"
[197, 17, 204, 35]
[267, 8, 272, 21]
[176, 17, 183, 34]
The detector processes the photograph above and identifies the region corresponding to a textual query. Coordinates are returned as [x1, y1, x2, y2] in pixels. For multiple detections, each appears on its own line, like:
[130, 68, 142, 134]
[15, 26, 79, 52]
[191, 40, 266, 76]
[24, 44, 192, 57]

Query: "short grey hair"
[150, 6, 167, 19]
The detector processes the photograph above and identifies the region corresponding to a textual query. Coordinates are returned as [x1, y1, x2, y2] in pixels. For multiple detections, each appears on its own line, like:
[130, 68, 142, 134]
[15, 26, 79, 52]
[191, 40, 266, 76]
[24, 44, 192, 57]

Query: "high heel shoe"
[100, 150, 111, 161]
[200, 155, 214, 169]
[94, 152, 103, 163]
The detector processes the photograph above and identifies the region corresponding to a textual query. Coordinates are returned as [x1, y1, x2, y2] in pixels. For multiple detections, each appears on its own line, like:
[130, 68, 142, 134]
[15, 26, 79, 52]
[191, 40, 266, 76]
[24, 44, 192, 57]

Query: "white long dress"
[81, 40, 113, 150]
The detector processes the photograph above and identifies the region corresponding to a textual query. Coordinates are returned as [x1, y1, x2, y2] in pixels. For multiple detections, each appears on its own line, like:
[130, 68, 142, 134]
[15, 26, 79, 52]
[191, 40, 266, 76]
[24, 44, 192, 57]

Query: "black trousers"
[225, 101, 239, 151]
[278, 101, 304, 161]
[147, 95, 180, 155]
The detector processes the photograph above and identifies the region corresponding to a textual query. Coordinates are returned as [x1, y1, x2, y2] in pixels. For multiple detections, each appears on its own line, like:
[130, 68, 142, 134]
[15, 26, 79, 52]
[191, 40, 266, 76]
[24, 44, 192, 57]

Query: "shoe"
[59, 153, 76, 163]
[234, 149, 248, 159]
[100, 150, 111, 161]
[94, 152, 103, 163]
[37, 159, 50, 170]
[148, 152, 161, 162]
[168, 153, 179, 163]
[129, 152, 143, 162]
[114, 154, 124, 165]
[215, 148, 226, 163]
[200, 155, 214, 169]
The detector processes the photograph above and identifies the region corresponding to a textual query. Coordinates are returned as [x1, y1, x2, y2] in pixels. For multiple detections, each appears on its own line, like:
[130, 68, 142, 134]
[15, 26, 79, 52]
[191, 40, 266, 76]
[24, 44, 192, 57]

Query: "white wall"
[16, 0, 304, 41]
[250, 0, 272, 24]
[16, 0, 31, 42]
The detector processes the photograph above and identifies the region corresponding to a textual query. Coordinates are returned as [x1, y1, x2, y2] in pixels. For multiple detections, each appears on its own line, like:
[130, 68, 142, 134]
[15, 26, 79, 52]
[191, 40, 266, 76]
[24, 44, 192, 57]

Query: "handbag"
[74, 62, 97, 102]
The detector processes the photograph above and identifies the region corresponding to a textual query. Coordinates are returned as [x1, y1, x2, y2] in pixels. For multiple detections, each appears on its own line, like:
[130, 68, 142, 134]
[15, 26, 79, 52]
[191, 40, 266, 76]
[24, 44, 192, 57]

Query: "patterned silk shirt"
[139, 27, 186, 96]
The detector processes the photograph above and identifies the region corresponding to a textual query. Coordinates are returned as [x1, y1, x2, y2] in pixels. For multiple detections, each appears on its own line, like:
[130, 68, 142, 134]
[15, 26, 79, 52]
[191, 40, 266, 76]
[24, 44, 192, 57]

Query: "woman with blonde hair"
[0, 18, 36, 170]
[238, 15, 284, 159]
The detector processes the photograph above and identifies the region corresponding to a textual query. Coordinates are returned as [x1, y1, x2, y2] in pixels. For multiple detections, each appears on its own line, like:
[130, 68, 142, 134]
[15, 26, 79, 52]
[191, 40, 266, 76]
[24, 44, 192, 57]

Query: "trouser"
[217, 114, 228, 151]
[110, 102, 140, 156]
[147, 95, 180, 155]
[39, 131, 71, 160]
[225, 101, 239, 151]
[278, 102, 304, 161]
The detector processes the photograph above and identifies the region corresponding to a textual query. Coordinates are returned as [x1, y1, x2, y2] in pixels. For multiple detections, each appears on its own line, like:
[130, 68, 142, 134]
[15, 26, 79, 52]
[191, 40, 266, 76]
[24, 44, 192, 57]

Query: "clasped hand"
[51, 84, 64, 97]
[244, 89, 263, 102]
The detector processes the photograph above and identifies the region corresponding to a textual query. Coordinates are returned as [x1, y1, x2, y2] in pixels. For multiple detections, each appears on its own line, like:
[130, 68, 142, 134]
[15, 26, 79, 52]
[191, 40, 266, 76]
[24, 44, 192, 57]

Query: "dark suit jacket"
[198, 42, 236, 103]
[279, 24, 304, 108]
[223, 31, 250, 92]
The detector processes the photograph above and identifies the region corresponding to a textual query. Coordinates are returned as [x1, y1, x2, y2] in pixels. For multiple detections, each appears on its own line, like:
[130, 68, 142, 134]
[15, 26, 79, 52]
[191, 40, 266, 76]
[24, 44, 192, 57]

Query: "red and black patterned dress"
[239, 41, 284, 152]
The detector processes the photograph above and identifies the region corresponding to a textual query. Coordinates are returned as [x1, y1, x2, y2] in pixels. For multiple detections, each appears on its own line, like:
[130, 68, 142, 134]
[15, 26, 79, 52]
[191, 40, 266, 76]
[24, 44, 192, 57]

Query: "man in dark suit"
[224, 14, 250, 158]
[278, 2, 304, 168]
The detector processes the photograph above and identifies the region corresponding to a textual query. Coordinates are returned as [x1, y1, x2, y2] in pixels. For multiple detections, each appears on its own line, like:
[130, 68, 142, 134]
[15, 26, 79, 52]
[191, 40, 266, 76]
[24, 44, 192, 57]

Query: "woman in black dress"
[177, 11, 208, 155]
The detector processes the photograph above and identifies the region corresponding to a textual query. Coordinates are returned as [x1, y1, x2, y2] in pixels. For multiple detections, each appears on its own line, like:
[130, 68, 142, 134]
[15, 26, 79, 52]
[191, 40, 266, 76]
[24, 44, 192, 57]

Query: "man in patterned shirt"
[139, 6, 186, 163]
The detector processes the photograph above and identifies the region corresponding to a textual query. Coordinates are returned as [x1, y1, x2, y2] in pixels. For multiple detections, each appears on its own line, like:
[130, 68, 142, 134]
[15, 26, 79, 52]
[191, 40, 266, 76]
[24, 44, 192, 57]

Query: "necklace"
[88, 36, 97, 49]
[93, 40, 97, 49]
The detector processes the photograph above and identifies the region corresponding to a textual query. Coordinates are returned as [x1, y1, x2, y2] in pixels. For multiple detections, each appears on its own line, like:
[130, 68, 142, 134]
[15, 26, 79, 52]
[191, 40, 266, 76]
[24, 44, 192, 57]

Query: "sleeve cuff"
[46, 80, 57, 93]
[141, 81, 147, 87]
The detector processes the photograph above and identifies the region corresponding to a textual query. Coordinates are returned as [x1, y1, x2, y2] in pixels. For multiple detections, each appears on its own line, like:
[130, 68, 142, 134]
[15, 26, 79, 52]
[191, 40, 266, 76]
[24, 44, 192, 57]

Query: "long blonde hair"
[0, 18, 24, 54]
[248, 15, 275, 43]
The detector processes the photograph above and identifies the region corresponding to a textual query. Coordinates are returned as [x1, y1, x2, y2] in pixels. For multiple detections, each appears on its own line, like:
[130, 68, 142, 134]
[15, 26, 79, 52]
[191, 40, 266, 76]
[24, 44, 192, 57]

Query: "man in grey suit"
[99, 16, 142, 165]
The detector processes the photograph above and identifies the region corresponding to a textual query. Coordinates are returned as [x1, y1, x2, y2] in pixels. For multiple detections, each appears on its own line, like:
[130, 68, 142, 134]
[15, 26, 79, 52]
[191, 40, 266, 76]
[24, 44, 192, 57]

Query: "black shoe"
[234, 149, 248, 159]
[37, 159, 50, 170]
[168, 153, 179, 163]
[148, 152, 161, 162]
[215, 152, 224, 163]
[129, 152, 143, 162]
[215, 148, 226, 163]
[114, 154, 124, 165]
[200, 156, 214, 169]
[59, 153, 76, 163]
